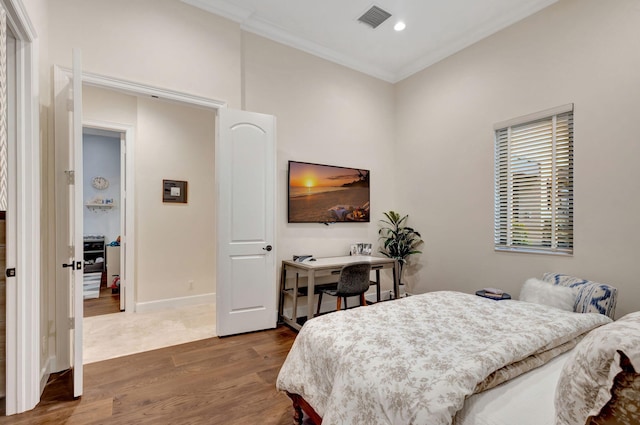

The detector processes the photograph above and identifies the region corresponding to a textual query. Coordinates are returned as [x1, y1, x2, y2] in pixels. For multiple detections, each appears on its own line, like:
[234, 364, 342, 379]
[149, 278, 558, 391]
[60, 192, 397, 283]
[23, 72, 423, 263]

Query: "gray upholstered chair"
[316, 262, 372, 314]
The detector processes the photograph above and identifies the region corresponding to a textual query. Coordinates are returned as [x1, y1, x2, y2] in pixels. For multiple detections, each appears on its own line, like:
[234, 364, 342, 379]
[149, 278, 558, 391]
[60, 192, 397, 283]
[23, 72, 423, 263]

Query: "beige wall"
[395, 0, 640, 317]
[83, 86, 137, 125]
[242, 33, 397, 288]
[47, 0, 241, 108]
[136, 98, 216, 302]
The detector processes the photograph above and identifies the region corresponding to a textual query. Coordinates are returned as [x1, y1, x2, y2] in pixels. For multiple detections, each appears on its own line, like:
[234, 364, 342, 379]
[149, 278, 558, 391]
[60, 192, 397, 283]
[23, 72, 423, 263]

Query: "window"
[494, 104, 574, 254]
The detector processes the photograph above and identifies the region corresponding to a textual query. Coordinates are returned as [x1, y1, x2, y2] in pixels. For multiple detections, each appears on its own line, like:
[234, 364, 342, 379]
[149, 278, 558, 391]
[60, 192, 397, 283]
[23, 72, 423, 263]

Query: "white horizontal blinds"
[494, 126, 509, 246]
[494, 107, 573, 253]
[553, 112, 574, 250]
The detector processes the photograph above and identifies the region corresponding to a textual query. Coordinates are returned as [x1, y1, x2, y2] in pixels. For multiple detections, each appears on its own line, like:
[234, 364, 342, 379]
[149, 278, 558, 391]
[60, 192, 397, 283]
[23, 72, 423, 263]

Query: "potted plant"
[378, 211, 423, 295]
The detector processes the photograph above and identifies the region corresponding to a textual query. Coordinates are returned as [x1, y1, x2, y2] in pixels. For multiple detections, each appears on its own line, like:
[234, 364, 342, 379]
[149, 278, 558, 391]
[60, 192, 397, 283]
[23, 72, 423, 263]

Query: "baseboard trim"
[135, 293, 216, 313]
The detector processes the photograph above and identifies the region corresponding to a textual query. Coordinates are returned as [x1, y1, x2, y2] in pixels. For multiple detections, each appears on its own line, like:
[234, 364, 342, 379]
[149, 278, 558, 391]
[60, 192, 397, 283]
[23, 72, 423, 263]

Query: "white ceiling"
[182, 0, 558, 83]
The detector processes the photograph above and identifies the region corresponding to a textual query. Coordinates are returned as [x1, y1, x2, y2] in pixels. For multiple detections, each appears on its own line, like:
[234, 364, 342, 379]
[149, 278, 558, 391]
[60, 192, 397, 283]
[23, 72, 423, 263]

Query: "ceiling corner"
[181, 0, 254, 23]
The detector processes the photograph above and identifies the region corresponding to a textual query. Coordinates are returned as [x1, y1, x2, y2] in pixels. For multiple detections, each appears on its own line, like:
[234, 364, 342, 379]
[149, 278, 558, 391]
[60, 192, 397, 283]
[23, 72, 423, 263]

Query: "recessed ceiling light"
[394, 21, 406, 32]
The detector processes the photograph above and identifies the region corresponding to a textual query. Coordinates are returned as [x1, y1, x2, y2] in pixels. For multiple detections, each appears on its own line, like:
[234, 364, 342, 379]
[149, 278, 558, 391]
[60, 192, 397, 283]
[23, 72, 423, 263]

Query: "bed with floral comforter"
[276, 291, 612, 425]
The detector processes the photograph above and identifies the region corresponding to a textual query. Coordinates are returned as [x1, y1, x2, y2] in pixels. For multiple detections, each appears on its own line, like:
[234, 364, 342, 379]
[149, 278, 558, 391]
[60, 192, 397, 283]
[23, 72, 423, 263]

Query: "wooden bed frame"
[287, 392, 322, 425]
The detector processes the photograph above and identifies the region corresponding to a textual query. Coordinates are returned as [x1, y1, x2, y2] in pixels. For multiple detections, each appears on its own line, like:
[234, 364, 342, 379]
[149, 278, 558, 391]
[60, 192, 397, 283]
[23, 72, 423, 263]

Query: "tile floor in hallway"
[83, 302, 216, 364]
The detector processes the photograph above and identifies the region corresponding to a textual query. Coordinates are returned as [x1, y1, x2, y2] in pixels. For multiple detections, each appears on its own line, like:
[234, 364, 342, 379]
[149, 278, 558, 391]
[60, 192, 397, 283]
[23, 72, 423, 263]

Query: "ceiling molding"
[181, 0, 559, 84]
[241, 14, 397, 82]
[182, 0, 396, 82]
[181, 0, 253, 22]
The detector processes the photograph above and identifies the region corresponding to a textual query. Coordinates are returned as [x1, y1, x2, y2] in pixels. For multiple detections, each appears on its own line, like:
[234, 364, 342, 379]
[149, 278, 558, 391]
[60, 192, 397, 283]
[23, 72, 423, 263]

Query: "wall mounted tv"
[288, 160, 370, 223]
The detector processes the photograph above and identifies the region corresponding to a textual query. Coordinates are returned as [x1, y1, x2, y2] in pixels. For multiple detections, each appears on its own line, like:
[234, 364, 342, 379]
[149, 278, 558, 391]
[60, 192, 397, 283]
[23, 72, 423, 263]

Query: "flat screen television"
[288, 160, 370, 223]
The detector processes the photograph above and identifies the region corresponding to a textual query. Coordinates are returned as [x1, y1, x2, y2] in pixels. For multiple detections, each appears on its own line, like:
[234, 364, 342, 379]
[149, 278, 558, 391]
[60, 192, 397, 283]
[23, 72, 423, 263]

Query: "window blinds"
[494, 106, 574, 254]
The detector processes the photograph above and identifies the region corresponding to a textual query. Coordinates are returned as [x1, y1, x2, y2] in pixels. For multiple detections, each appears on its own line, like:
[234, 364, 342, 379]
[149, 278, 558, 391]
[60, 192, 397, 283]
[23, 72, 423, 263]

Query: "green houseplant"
[378, 211, 423, 291]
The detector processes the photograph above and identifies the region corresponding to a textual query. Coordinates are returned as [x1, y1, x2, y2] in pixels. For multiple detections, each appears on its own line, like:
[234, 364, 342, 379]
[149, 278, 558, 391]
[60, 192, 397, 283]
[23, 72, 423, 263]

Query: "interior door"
[216, 108, 277, 337]
[71, 49, 84, 397]
[119, 132, 126, 311]
[53, 49, 84, 397]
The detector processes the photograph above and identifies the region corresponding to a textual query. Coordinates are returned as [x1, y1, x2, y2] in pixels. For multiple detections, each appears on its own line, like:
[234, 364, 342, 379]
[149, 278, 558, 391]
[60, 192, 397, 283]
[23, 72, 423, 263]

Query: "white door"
[119, 132, 126, 311]
[53, 49, 84, 397]
[71, 50, 84, 397]
[216, 108, 277, 337]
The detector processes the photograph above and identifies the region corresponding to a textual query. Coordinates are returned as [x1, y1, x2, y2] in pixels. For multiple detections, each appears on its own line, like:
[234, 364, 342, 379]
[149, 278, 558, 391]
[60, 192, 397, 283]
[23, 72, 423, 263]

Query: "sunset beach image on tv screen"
[288, 161, 370, 223]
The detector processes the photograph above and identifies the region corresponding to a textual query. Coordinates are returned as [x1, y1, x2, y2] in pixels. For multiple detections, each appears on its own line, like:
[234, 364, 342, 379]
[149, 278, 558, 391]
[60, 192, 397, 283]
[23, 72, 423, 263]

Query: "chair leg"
[336, 297, 341, 311]
[317, 291, 323, 315]
[344, 297, 348, 310]
[360, 293, 366, 306]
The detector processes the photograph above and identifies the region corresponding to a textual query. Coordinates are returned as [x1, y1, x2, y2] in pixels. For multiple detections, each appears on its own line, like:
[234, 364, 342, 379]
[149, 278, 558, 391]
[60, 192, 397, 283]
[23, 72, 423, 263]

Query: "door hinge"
[69, 317, 75, 330]
[64, 170, 75, 185]
[68, 245, 75, 256]
[67, 97, 74, 112]
[6, 268, 16, 278]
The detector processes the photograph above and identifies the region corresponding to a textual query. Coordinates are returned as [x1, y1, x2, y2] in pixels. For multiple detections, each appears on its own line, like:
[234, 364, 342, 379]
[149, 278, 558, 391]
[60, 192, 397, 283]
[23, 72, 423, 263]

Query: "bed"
[276, 273, 638, 425]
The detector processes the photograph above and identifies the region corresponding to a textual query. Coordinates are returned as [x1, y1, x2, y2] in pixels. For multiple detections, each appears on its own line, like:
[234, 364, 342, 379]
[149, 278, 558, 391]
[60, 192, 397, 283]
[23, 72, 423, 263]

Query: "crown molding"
[181, 0, 559, 84]
[181, 0, 252, 22]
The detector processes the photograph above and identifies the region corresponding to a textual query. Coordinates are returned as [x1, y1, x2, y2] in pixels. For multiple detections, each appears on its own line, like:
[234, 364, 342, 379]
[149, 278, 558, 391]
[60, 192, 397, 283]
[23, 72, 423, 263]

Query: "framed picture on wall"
[163, 179, 188, 203]
[287, 161, 370, 223]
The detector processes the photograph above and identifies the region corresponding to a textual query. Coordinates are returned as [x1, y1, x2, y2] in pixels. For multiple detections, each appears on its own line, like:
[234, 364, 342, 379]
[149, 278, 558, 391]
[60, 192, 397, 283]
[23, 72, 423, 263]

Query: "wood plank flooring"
[0, 326, 299, 425]
[84, 284, 121, 318]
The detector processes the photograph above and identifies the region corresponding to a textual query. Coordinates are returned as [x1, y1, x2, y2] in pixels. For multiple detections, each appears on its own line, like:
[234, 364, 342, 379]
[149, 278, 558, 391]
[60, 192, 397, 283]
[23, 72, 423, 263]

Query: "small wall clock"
[91, 176, 109, 190]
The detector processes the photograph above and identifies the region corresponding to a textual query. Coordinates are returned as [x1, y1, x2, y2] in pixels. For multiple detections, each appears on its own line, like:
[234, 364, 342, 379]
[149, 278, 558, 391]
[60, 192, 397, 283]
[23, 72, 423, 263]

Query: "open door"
[53, 49, 84, 397]
[71, 50, 84, 397]
[119, 132, 126, 312]
[216, 108, 277, 337]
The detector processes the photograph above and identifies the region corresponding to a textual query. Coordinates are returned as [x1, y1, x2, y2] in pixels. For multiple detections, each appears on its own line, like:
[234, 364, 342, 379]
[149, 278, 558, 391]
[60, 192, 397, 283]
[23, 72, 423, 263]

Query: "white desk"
[279, 255, 399, 330]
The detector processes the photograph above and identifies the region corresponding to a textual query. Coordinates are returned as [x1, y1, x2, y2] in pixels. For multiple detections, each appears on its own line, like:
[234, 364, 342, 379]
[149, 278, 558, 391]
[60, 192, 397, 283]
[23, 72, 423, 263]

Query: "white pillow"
[519, 278, 575, 311]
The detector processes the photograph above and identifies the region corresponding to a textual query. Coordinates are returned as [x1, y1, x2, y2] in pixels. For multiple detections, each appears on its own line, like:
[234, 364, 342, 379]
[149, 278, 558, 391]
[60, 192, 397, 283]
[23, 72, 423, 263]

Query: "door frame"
[1, 0, 39, 415]
[69, 69, 226, 311]
[53, 68, 227, 376]
[82, 119, 135, 314]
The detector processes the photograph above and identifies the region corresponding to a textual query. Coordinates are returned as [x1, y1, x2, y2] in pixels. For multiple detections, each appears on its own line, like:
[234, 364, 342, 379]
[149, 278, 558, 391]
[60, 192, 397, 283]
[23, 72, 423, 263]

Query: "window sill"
[494, 247, 573, 257]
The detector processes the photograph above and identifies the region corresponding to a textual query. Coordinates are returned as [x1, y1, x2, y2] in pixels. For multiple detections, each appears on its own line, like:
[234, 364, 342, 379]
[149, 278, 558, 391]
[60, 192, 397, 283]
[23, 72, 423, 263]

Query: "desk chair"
[316, 262, 372, 314]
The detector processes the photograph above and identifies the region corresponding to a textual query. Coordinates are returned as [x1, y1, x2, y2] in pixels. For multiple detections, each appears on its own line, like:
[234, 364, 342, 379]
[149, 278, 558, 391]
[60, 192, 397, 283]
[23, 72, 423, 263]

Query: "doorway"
[1, 9, 17, 412]
[82, 127, 123, 318]
[79, 80, 219, 365]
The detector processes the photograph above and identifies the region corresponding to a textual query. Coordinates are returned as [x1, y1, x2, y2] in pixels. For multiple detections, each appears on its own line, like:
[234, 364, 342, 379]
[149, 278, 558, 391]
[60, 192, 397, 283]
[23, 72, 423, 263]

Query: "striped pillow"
[542, 273, 617, 319]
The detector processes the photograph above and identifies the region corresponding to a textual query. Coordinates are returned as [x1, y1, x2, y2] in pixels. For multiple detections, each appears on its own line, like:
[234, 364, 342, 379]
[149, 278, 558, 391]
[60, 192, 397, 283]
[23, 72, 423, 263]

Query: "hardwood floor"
[0, 326, 299, 425]
[84, 284, 121, 318]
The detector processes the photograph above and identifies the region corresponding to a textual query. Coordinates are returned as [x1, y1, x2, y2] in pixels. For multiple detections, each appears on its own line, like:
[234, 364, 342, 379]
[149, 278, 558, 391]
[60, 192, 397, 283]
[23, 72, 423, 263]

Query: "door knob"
[263, 245, 273, 252]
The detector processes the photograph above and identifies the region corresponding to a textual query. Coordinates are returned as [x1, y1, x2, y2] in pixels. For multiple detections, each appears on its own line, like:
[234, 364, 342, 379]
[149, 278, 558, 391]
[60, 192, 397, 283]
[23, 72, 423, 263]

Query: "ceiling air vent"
[357, 5, 392, 29]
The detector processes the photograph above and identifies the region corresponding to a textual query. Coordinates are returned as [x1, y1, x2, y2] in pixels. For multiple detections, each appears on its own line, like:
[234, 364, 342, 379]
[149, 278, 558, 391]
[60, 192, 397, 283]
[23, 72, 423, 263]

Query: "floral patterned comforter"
[276, 291, 611, 425]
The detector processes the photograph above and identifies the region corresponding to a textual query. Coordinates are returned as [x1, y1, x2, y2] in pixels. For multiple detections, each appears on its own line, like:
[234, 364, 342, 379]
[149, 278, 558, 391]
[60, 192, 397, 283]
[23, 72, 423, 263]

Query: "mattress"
[277, 292, 611, 425]
[455, 351, 571, 425]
